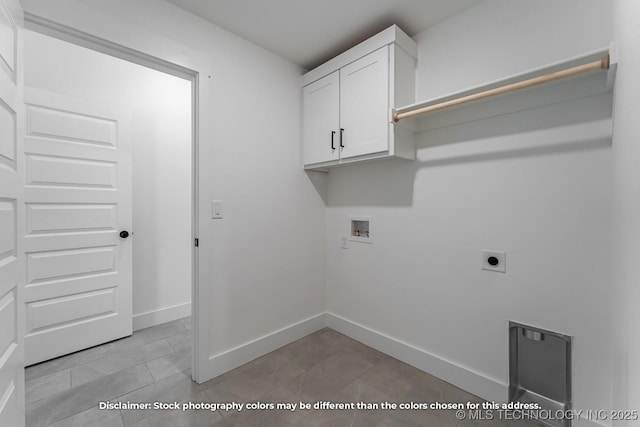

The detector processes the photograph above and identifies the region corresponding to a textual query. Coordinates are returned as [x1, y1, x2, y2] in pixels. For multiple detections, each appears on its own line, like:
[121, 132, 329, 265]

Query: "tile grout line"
[40, 361, 165, 427]
[27, 322, 191, 427]
[26, 320, 189, 382]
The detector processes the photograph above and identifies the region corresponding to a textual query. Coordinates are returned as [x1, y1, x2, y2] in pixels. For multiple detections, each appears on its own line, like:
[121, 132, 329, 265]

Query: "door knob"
[119, 230, 130, 239]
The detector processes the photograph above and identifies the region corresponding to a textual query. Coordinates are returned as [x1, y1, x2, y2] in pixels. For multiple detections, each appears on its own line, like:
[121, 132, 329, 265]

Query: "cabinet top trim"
[302, 24, 417, 87]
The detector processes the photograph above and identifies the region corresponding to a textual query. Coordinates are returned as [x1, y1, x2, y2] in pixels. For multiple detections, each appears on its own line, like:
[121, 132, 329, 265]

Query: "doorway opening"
[22, 27, 198, 376]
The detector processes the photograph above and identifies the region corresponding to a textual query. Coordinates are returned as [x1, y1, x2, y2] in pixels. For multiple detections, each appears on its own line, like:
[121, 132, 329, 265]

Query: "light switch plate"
[482, 250, 506, 273]
[212, 200, 223, 219]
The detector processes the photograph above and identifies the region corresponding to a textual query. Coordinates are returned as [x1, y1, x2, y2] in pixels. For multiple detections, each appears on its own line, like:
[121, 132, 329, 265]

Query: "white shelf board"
[393, 44, 617, 133]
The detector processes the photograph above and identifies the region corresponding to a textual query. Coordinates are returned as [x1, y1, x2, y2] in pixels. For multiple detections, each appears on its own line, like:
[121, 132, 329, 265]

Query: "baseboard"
[326, 313, 605, 427]
[201, 311, 503, 400]
[198, 312, 604, 427]
[133, 302, 191, 331]
[325, 312, 507, 402]
[205, 313, 326, 379]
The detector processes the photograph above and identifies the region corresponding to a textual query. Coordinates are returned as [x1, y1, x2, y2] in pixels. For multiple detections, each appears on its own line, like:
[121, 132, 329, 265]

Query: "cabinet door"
[303, 71, 340, 165]
[339, 47, 389, 159]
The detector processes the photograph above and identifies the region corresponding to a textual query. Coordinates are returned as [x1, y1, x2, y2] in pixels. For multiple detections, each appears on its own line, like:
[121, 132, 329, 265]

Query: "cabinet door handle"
[331, 131, 336, 150]
[340, 128, 345, 148]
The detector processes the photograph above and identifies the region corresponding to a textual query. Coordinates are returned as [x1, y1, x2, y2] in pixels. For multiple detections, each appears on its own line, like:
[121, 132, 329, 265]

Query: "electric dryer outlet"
[482, 250, 506, 273]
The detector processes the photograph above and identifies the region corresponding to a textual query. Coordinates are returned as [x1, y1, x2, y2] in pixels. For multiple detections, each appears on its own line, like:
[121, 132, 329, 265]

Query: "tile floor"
[26, 319, 543, 426]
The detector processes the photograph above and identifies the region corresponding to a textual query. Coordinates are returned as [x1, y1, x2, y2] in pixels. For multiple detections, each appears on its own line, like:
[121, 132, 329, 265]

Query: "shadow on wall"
[324, 92, 613, 207]
[305, 170, 329, 205]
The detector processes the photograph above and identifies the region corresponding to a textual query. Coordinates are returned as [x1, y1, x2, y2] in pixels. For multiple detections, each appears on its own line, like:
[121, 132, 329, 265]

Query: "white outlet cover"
[482, 250, 506, 273]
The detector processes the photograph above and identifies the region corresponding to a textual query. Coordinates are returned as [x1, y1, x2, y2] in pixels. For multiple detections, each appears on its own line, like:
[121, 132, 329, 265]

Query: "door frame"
[23, 14, 209, 382]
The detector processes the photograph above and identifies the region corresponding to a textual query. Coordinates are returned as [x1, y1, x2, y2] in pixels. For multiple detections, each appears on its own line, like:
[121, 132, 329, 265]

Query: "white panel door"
[23, 88, 132, 366]
[0, 0, 24, 426]
[339, 46, 389, 159]
[303, 70, 340, 165]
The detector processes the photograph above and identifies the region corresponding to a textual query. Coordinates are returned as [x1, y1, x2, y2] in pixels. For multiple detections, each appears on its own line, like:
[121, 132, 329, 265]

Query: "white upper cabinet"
[303, 71, 340, 165]
[339, 47, 389, 159]
[302, 25, 417, 170]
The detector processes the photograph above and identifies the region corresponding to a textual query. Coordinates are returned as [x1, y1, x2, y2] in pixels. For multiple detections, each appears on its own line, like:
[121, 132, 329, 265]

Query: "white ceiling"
[164, 0, 482, 70]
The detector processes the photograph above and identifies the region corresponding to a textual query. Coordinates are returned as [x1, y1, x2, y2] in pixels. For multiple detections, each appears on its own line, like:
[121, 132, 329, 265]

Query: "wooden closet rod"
[393, 54, 610, 122]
